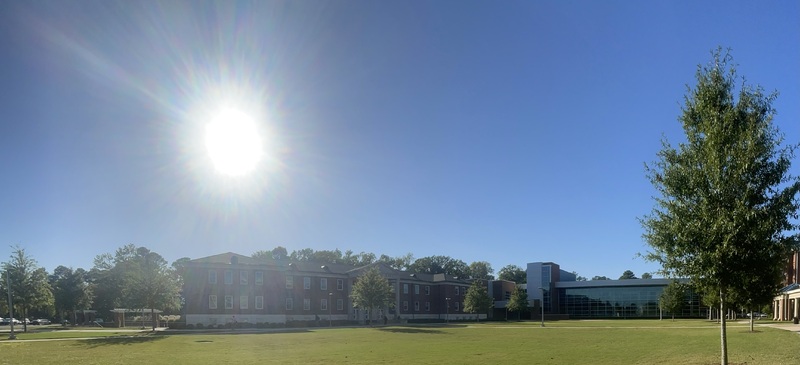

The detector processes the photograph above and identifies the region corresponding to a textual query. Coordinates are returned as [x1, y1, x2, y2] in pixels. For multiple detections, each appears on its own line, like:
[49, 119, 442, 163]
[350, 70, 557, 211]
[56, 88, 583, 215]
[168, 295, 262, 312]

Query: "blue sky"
[1, 1, 798, 280]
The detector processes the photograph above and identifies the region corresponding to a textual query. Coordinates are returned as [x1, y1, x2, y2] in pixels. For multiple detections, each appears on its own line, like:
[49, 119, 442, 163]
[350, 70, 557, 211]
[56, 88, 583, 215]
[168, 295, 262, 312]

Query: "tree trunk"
[151, 307, 156, 331]
[749, 310, 754, 332]
[719, 289, 728, 365]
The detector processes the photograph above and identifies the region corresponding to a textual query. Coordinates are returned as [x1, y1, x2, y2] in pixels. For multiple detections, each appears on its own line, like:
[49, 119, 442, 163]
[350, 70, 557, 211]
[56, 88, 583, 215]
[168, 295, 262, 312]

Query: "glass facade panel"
[558, 285, 705, 319]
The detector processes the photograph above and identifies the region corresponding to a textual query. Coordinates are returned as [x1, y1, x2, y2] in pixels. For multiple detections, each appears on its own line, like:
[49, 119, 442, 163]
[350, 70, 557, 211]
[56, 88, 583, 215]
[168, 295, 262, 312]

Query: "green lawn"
[0, 320, 797, 364]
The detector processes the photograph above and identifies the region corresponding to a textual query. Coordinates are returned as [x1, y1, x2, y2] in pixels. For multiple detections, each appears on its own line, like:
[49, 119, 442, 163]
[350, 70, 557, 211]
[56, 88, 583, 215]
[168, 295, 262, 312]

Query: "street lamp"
[445, 297, 451, 324]
[538, 287, 545, 327]
[328, 292, 333, 327]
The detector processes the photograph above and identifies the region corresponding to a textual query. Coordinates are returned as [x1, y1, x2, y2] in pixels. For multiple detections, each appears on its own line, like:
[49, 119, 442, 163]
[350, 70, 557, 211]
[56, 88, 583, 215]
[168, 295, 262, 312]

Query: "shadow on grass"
[73, 334, 166, 348]
[167, 328, 313, 336]
[376, 327, 449, 335]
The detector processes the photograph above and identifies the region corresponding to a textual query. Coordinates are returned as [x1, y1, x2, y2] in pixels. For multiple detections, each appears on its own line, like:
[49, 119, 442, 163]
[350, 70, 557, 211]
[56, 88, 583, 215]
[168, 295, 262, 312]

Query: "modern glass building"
[556, 279, 704, 319]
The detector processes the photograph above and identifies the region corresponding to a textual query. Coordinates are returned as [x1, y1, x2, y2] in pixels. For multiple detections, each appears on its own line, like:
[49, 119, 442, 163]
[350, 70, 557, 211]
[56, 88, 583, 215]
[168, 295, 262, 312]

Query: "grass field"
[0, 320, 798, 364]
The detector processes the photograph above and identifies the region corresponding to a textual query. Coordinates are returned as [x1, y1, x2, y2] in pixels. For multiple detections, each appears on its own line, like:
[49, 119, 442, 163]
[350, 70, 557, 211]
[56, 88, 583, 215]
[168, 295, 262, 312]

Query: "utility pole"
[6, 270, 16, 340]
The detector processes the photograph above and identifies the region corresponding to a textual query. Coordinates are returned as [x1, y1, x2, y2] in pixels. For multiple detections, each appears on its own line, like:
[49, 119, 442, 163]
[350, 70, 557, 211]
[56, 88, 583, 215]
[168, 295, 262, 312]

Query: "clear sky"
[1, 1, 798, 280]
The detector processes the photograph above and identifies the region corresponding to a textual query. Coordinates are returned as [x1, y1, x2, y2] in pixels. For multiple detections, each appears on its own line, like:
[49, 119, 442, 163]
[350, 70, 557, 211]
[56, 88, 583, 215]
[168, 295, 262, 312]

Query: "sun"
[205, 108, 263, 176]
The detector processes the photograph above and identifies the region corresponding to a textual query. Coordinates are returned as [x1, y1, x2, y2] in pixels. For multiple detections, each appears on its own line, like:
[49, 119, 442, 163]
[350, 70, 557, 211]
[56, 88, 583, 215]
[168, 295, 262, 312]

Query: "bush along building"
[182, 253, 482, 327]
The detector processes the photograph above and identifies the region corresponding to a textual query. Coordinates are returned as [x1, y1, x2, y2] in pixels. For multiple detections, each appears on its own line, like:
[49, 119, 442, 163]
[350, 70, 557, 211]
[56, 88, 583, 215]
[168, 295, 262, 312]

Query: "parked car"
[0, 318, 7, 325]
[31, 319, 51, 325]
[747, 312, 768, 319]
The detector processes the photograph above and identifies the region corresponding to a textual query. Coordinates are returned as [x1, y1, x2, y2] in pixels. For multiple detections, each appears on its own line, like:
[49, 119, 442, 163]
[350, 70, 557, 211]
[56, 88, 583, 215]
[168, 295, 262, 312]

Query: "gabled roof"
[189, 252, 262, 265]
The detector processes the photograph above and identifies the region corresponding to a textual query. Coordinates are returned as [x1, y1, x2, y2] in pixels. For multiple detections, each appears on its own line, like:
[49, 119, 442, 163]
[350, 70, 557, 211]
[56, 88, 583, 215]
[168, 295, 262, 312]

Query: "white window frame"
[337, 279, 344, 290]
[455, 286, 459, 295]
[455, 302, 459, 311]
[337, 298, 344, 311]
[320, 278, 328, 291]
[224, 270, 233, 285]
[286, 298, 293, 310]
[403, 284, 408, 294]
[425, 286, 430, 295]
[303, 298, 311, 311]
[304, 277, 311, 290]
[209, 295, 218, 309]
[321, 298, 328, 311]
[240, 295, 248, 309]
[255, 271, 264, 285]
[425, 302, 430, 311]
[414, 301, 419, 311]
[403, 301, 408, 311]
[208, 271, 217, 285]
[225, 295, 234, 309]
[414, 284, 419, 295]
[255, 296, 264, 310]
[286, 276, 294, 289]
[240, 271, 248, 285]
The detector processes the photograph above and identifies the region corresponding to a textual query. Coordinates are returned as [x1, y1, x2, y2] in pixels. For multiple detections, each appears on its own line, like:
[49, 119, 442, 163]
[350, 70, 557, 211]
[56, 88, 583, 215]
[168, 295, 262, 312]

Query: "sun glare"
[205, 108, 263, 176]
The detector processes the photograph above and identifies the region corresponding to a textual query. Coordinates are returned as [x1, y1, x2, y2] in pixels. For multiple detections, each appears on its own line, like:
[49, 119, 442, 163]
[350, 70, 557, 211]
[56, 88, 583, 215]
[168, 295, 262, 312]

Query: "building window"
[224, 270, 233, 285]
[303, 298, 311, 311]
[208, 271, 217, 285]
[225, 295, 234, 309]
[414, 284, 419, 295]
[455, 302, 459, 312]
[337, 298, 344, 311]
[240, 271, 248, 285]
[403, 301, 408, 311]
[425, 286, 430, 295]
[320, 278, 327, 291]
[304, 277, 311, 290]
[209, 295, 218, 309]
[414, 301, 419, 311]
[286, 276, 294, 289]
[321, 299, 328, 311]
[240, 296, 248, 309]
[455, 286, 459, 295]
[286, 298, 293, 310]
[255, 271, 264, 285]
[425, 302, 430, 311]
[403, 284, 408, 294]
[255, 296, 264, 310]
[337, 279, 344, 290]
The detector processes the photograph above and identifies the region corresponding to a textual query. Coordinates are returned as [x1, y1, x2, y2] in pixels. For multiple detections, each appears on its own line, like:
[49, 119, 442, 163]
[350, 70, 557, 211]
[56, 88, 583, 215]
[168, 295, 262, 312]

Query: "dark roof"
[780, 283, 800, 293]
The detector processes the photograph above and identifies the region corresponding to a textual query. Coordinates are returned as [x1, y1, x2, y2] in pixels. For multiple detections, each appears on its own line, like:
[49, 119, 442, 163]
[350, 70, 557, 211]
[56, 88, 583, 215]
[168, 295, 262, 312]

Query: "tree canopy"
[642, 49, 800, 365]
[659, 280, 686, 321]
[408, 256, 470, 278]
[463, 280, 493, 321]
[506, 286, 529, 320]
[498, 265, 527, 283]
[349, 267, 394, 323]
[2, 246, 54, 332]
[468, 261, 495, 280]
[619, 270, 637, 280]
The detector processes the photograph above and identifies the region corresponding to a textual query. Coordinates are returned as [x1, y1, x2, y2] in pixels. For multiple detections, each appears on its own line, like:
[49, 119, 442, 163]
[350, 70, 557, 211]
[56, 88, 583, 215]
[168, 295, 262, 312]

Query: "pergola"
[110, 308, 163, 328]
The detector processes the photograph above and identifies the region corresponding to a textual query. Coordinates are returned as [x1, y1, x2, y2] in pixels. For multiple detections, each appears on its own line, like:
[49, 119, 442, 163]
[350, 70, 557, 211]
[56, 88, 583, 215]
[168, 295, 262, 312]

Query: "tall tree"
[49, 266, 93, 325]
[2, 246, 54, 332]
[378, 253, 414, 271]
[125, 247, 182, 330]
[497, 265, 527, 283]
[271, 246, 288, 260]
[572, 271, 588, 281]
[349, 267, 394, 324]
[591, 276, 610, 281]
[468, 261, 495, 280]
[619, 270, 637, 280]
[463, 280, 493, 322]
[659, 281, 686, 321]
[506, 286, 529, 320]
[642, 49, 800, 365]
[641, 272, 653, 280]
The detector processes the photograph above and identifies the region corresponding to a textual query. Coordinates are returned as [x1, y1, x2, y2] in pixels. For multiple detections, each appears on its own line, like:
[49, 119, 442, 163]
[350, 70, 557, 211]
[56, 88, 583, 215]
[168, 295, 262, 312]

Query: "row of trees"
[1, 244, 182, 332]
